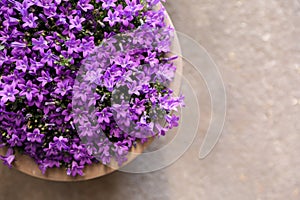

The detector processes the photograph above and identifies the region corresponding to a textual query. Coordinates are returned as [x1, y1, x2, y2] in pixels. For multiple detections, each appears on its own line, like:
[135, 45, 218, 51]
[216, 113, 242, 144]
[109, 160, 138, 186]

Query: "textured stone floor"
[1, 0, 300, 199]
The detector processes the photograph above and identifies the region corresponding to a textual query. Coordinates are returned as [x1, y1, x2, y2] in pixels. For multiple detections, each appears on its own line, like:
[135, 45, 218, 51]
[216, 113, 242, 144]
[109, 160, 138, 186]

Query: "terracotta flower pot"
[0, 4, 182, 182]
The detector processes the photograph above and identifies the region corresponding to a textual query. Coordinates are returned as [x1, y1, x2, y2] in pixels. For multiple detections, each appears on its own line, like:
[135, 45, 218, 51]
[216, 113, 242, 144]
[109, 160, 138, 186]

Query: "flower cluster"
[0, 0, 183, 176]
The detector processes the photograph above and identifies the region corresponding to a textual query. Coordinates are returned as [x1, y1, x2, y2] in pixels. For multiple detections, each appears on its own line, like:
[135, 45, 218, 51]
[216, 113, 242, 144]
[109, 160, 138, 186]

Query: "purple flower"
[32, 36, 49, 54]
[77, 0, 94, 12]
[13, 0, 34, 17]
[160, 95, 185, 111]
[100, 0, 117, 9]
[65, 35, 81, 54]
[70, 144, 91, 163]
[115, 54, 133, 68]
[113, 144, 129, 165]
[145, 51, 159, 67]
[112, 101, 130, 119]
[72, 108, 89, 124]
[0, 50, 11, 66]
[80, 37, 95, 57]
[131, 98, 146, 115]
[44, 143, 59, 156]
[29, 58, 44, 73]
[36, 0, 54, 8]
[43, 3, 57, 17]
[102, 72, 115, 91]
[78, 122, 97, 137]
[18, 80, 38, 102]
[124, 0, 144, 16]
[11, 41, 27, 48]
[3, 17, 19, 28]
[35, 85, 49, 103]
[0, 83, 19, 103]
[0, 31, 9, 44]
[165, 115, 179, 128]
[60, 103, 72, 122]
[53, 68, 73, 83]
[53, 136, 69, 151]
[95, 139, 112, 164]
[69, 16, 85, 31]
[0, 148, 15, 168]
[37, 70, 53, 86]
[56, 14, 67, 26]
[67, 161, 84, 176]
[7, 134, 23, 147]
[156, 63, 176, 82]
[54, 80, 72, 96]
[10, 28, 25, 39]
[104, 10, 120, 27]
[146, 0, 162, 7]
[15, 56, 29, 72]
[25, 143, 37, 155]
[127, 80, 141, 95]
[39, 159, 60, 174]
[27, 128, 44, 143]
[22, 13, 38, 28]
[96, 108, 113, 124]
[155, 123, 168, 136]
[41, 49, 59, 67]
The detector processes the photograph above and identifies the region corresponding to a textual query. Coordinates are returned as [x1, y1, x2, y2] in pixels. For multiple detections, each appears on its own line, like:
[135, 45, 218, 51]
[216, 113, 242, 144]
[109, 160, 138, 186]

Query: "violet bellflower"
[53, 136, 69, 151]
[29, 58, 44, 73]
[18, 80, 39, 102]
[77, 0, 94, 12]
[0, 83, 19, 103]
[103, 10, 120, 27]
[37, 70, 53, 86]
[15, 56, 29, 73]
[65, 34, 81, 54]
[0, 50, 11, 66]
[80, 37, 95, 57]
[69, 16, 86, 31]
[67, 161, 84, 176]
[32, 36, 49, 54]
[0, 148, 15, 169]
[13, 0, 34, 17]
[124, 0, 144, 16]
[96, 108, 113, 124]
[7, 134, 23, 147]
[54, 80, 72, 96]
[22, 13, 38, 28]
[41, 49, 59, 67]
[99, 0, 117, 9]
[27, 128, 44, 143]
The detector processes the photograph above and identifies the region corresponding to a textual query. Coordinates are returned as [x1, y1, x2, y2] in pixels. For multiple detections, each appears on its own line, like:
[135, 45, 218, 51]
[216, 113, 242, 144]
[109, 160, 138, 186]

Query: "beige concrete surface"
[1, 0, 300, 199]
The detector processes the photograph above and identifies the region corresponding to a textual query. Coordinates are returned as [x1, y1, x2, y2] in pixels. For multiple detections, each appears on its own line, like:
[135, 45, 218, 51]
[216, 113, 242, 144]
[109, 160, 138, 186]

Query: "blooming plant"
[0, 0, 183, 177]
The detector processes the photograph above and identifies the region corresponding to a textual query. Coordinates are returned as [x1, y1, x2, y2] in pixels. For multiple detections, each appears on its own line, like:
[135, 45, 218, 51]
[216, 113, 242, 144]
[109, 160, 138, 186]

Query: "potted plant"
[0, 0, 183, 181]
